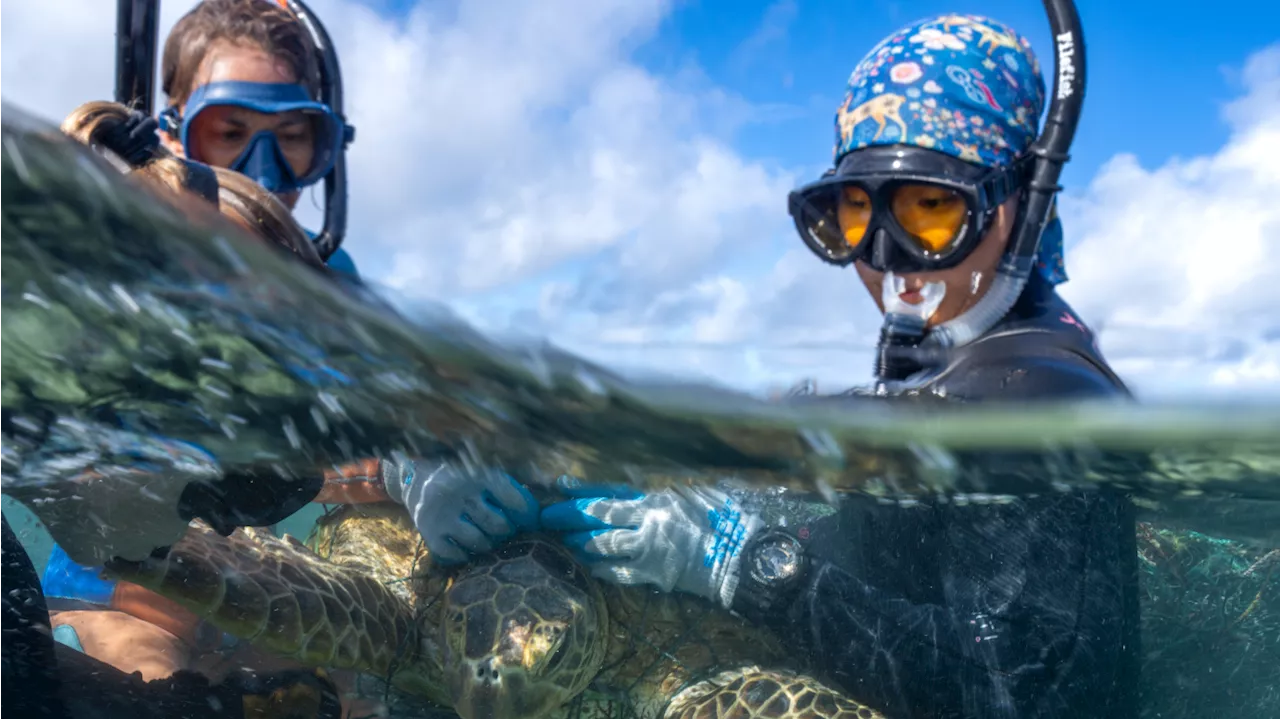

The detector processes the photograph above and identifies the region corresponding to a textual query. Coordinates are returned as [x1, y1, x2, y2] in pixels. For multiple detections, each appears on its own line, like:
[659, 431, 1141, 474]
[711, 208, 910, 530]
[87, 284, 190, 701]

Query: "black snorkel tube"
[113, 0, 354, 262]
[284, 0, 355, 263]
[919, 0, 1086, 352]
[115, 0, 160, 114]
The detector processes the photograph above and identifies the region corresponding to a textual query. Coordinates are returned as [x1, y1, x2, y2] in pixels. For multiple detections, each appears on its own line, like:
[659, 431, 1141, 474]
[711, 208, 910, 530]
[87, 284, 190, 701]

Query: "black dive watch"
[731, 529, 810, 619]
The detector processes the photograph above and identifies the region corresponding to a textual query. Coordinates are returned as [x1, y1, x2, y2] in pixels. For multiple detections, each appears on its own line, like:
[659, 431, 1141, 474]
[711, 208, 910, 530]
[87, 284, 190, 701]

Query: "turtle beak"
[449, 625, 573, 719]
[449, 656, 508, 719]
[449, 656, 553, 719]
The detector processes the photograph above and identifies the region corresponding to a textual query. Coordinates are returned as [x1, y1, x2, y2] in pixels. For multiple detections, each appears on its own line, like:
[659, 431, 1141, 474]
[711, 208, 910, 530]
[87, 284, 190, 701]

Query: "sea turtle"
[105, 503, 887, 719]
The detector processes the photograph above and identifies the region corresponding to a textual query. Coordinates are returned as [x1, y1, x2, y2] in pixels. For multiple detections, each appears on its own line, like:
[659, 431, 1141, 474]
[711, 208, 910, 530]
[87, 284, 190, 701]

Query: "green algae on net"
[3, 102, 1280, 514]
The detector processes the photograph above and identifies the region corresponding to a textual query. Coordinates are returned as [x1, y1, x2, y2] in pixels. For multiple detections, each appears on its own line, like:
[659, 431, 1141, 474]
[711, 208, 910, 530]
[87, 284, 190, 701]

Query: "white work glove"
[539, 479, 764, 609]
[380, 455, 539, 565]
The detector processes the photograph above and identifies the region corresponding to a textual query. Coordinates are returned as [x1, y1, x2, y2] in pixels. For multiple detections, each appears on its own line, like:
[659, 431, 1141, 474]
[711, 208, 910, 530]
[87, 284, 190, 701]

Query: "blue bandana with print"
[833, 14, 1068, 285]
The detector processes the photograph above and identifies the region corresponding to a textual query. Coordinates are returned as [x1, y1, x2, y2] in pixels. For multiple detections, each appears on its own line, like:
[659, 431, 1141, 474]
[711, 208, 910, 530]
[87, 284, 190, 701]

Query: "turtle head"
[441, 538, 608, 719]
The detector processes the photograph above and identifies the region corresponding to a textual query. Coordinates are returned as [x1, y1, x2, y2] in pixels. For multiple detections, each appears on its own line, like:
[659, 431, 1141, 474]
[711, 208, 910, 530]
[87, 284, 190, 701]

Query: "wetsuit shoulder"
[929, 277, 1130, 402]
[325, 246, 361, 279]
[938, 329, 1128, 401]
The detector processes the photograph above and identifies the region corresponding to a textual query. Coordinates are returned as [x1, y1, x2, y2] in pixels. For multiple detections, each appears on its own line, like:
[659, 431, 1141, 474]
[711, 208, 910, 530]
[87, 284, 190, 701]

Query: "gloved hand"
[381, 455, 539, 564]
[540, 479, 763, 609]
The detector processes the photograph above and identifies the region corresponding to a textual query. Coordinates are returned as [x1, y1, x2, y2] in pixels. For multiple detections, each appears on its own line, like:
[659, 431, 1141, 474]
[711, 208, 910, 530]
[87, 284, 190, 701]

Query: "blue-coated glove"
[381, 455, 539, 564]
[541, 479, 763, 609]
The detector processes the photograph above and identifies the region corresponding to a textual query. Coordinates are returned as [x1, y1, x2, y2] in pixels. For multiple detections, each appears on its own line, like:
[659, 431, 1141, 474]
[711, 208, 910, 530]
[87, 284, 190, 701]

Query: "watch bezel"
[744, 529, 808, 587]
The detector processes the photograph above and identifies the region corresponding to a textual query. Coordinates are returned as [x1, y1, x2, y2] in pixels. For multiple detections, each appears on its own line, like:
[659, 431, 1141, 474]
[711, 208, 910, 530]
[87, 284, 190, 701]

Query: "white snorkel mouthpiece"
[881, 272, 947, 331]
[875, 272, 947, 381]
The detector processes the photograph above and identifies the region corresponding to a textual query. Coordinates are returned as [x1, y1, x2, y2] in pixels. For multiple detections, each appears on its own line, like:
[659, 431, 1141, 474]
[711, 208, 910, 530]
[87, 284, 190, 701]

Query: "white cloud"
[1058, 43, 1280, 399]
[3, 3, 1278, 400]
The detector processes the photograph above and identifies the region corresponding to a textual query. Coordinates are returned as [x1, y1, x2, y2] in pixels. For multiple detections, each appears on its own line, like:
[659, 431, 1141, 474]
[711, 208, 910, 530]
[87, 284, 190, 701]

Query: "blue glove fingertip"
[507, 475, 542, 530]
[562, 529, 620, 559]
[429, 551, 465, 567]
[540, 498, 612, 532]
[429, 538, 471, 567]
[53, 625, 85, 653]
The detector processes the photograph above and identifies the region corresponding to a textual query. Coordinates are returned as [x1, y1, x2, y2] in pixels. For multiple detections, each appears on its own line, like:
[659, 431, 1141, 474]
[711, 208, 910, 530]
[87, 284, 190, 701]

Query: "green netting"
[1138, 523, 1279, 719]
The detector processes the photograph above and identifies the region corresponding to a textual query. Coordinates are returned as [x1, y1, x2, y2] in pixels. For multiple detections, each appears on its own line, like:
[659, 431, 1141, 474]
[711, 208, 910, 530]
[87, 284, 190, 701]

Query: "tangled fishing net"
[1137, 523, 1278, 719]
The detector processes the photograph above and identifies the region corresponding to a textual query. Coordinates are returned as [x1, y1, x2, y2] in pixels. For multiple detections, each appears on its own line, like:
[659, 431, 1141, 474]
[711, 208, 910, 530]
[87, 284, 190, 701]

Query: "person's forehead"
[195, 40, 298, 87]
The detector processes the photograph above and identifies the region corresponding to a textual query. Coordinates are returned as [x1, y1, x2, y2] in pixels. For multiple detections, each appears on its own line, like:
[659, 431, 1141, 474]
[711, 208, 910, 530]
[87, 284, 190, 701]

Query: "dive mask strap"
[158, 105, 182, 137]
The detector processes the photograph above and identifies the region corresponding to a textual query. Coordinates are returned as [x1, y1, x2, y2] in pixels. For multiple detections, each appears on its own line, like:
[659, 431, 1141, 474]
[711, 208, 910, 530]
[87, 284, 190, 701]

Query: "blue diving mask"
[160, 80, 350, 194]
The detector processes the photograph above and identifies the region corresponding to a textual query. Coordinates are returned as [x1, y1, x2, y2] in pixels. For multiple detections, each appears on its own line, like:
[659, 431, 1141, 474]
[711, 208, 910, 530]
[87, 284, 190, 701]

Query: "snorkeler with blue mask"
[156, 0, 359, 278]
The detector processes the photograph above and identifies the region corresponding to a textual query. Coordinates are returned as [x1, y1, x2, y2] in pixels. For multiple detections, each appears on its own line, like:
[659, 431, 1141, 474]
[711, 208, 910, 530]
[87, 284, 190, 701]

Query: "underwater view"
[3, 1, 1280, 719]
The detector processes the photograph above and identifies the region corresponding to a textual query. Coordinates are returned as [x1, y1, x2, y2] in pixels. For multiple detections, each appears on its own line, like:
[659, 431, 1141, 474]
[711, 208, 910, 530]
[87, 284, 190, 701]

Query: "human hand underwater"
[381, 455, 539, 565]
[540, 478, 764, 608]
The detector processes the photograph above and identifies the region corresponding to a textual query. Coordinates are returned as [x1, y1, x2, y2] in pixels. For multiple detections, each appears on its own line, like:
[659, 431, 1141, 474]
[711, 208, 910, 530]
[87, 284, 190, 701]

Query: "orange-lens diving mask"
[789, 146, 1027, 273]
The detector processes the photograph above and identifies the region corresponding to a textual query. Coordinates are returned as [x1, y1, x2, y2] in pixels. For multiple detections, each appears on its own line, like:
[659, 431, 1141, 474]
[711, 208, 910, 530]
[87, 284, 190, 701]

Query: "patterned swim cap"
[833, 14, 1067, 284]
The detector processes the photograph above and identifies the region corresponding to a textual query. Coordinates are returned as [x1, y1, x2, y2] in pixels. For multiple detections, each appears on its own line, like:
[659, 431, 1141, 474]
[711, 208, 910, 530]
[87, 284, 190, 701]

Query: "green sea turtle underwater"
[106, 502, 888, 719]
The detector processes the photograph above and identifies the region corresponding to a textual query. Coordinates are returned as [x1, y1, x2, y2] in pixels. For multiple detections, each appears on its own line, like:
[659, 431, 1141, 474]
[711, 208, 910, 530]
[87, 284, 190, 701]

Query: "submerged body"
[103, 503, 887, 719]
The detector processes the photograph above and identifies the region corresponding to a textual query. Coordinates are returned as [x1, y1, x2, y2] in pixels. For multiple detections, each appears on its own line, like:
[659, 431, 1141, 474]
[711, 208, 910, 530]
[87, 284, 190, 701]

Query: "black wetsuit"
[760, 274, 1141, 719]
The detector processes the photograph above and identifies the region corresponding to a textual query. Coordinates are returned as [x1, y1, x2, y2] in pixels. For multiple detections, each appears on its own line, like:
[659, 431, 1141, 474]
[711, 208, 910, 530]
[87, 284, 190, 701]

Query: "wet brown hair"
[62, 100, 323, 269]
[211, 165, 323, 266]
[161, 0, 321, 111]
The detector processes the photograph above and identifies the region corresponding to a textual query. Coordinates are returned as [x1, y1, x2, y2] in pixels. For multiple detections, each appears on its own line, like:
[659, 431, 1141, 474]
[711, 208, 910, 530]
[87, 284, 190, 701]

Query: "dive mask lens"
[792, 146, 1029, 272]
[789, 183, 859, 266]
[887, 183, 970, 254]
[790, 178, 974, 266]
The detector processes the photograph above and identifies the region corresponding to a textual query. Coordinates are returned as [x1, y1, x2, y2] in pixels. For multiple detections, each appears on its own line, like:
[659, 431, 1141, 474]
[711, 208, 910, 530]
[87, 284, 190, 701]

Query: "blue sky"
[435, 0, 1280, 394]
[293, 0, 1280, 396]
[634, 0, 1280, 188]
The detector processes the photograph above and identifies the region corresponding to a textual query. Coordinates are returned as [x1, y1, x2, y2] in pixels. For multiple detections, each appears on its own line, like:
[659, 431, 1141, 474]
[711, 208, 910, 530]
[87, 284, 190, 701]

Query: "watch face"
[749, 536, 803, 584]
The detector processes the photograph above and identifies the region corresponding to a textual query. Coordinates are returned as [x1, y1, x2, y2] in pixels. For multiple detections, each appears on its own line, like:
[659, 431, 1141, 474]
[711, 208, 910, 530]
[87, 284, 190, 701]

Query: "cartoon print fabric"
[835, 14, 1045, 167]
[833, 14, 1068, 284]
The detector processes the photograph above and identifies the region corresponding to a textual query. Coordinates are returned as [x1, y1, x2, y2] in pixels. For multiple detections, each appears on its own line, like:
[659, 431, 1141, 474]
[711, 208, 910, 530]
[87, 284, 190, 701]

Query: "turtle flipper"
[103, 521, 424, 681]
[665, 667, 886, 719]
